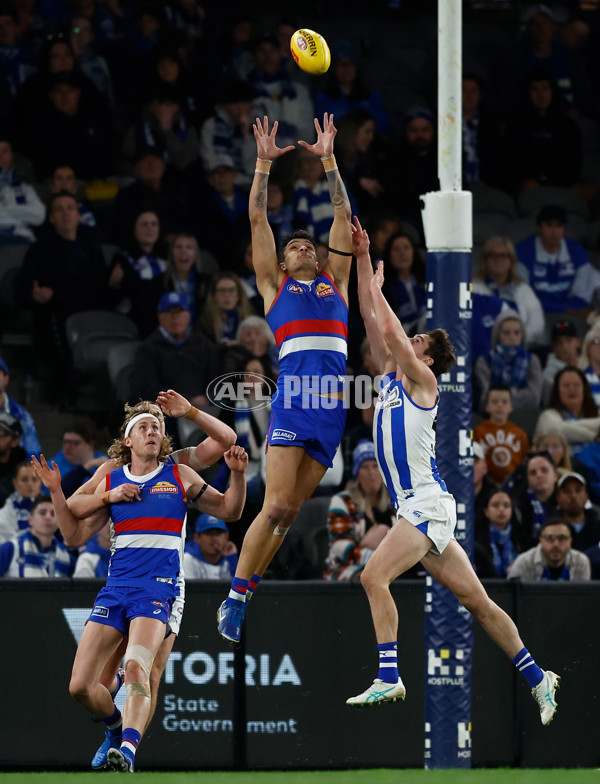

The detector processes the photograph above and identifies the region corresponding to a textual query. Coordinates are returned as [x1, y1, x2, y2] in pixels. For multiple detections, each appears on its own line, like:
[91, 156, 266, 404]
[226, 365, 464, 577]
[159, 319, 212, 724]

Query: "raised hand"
[371, 259, 385, 291]
[157, 389, 191, 418]
[224, 445, 249, 473]
[253, 116, 295, 160]
[297, 112, 336, 158]
[351, 215, 370, 257]
[30, 454, 61, 492]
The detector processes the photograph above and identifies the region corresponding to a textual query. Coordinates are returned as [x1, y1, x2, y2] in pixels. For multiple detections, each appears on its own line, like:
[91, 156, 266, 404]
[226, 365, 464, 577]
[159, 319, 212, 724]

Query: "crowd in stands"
[1, 0, 600, 582]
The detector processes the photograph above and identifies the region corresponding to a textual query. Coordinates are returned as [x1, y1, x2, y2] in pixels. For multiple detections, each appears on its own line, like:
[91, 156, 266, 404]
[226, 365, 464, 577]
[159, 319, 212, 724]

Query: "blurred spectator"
[236, 315, 278, 370]
[0, 132, 45, 244]
[573, 425, 600, 505]
[266, 175, 299, 250]
[324, 440, 394, 581]
[0, 412, 25, 506]
[246, 32, 314, 149]
[389, 107, 439, 238]
[508, 517, 590, 581]
[73, 521, 111, 577]
[0, 356, 40, 457]
[24, 70, 115, 180]
[14, 192, 111, 401]
[472, 236, 545, 346]
[237, 236, 262, 311]
[535, 365, 600, 454]
[194, 156, 250, 265]
[109, 209, 167, 337]
[0, 459, 41, 545]
[233, 354, 273, 494]
[509, 450, 559, 545]
[471, 291, 509, 364]
[0, 2, 36, 121]
[474, 309, 543, 413]
[474, 440, 497, 520]
[461, 72, 504, 187]
[532, 430, 573, 475]
[163, 2, 205, 42]
[474, 385, 530, 485]
[199, 79, 257, 187]
[504, 68, 582, 191]
[553, 471, 600, 551]
[292, 147, 334, 243]
[129, 292, 221, 440]
[122, 87, 199, 171]
[313, 40, 391, 135]
[143, 47, 201, 126]
[542, 319, 582, 398]
[578, 320, 600, 405]
[475, 488, 527, 577]
[335, 108, 389, 217]
[68, 14, 115, 106]
[47, 418, 107, 498]
[163, 232, 211, 324]
[199, 271, 255, 346]
[183, 514, 238, 580]
[380, 231, 426, 337]
[516, 204, 600, 313]
[0, 496, 75, 578]
[363, 210, 402, 261]
[113, 150, 191, 244]
[48, 164, 96, 228]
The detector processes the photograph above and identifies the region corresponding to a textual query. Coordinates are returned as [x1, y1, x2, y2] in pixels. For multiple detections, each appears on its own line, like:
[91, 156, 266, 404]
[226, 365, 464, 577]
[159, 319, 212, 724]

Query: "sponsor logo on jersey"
[316, 281, 335, 297]
[287, 282, 304, 294]
[92, 606, 109, 617]
[272, 429, 296, 441]
[151, 481, 178, 494]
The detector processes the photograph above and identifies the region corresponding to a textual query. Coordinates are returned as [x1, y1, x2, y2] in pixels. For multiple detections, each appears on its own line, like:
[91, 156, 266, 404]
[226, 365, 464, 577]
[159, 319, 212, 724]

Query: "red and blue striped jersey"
[105, 462, 187, 594]
[266, 272, 348, 388]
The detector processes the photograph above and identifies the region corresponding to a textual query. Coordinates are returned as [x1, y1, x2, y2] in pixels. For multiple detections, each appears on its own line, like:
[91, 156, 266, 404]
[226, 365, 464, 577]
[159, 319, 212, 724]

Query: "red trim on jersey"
[172, 463, 185, 497]
[265, 274, 288, 316]
[322, 271, 349, 308]
[105, 474, 111, 491]
[274, 318, 348, 345]
[113, 517, 183, 534]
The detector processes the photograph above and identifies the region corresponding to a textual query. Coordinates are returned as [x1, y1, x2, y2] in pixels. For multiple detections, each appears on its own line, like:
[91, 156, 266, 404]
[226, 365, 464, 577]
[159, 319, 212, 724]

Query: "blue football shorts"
[87, 585, 173, 634]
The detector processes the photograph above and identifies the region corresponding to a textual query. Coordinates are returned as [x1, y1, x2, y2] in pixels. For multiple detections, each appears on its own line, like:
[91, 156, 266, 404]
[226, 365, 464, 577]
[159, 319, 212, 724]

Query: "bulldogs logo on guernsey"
[266, 272, 348, 400]
[105, 462, 188, 595]
[374, 373, 447, 508]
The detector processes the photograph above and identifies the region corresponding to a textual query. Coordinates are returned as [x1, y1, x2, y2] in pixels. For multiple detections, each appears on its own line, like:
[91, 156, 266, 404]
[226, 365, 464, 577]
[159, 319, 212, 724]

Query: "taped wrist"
[183, 406, 198, 421]
[321, 154, 338, 172]
[102, 491, 111, 506]
[255, 158, 272, 174]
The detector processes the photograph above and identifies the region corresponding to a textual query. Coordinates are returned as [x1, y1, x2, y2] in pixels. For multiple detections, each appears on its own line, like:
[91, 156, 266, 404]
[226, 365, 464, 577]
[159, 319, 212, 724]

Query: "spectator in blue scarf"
[476, 488, 527, 577]
[381, 230, 426, 337]
[474, 308, 543, 414]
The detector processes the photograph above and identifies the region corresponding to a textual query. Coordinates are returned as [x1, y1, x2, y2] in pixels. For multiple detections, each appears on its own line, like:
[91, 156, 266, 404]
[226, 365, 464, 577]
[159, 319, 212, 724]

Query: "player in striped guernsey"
[217, 113, 352, 643]
[34, 404, 247, 772]
[346, 218, 560, 726]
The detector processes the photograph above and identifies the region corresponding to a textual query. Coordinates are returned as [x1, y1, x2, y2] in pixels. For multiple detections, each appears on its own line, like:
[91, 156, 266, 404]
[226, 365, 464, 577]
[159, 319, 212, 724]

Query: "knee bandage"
[124, 643, 154, 698]
[273, 525, 289, 537]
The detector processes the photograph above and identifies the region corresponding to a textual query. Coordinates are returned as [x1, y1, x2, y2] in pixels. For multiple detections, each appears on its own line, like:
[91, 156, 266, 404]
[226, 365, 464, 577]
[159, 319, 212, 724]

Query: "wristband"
[184, 405, 199, 421]
[255, 158, 272, 174]
[321, 154, 338, 172]
[102, 491, 111, 506]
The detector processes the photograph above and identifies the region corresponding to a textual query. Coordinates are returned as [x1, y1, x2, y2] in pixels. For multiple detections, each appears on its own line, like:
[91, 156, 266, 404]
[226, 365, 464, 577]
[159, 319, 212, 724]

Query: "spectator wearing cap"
[246, 32, 315, 151]
[542, 319, 582, 400]
[313, 40, 391, 135]
[324, 439, 394, 581]
[578, 321, 600, 406]
[0, 412, 26, 507]
[130, 291, 221, 444]
[389, 106, 439, 239]
[0, 357, 40, 457]
[183, 514, 238, 580]
[552, 471, 600, 551]
[199, 79, 258, 187]
[24, 69, 115, 180]
[516, 204, 600, 313]
[508, 517, 590, 581]
[0, 134, 45, 246]
[121, 87, 199, 171]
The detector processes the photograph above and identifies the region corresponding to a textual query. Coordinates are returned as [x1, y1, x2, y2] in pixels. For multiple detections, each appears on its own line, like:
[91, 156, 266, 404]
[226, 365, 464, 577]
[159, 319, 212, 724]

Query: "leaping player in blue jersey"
[347, 217, 560, 726]
[217, 113, 352, 643]
[33, 405, 247, 773]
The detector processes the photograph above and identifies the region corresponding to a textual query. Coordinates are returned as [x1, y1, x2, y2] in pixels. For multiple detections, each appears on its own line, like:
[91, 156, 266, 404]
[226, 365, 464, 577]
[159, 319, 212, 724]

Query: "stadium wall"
[0, 580, 597, 770]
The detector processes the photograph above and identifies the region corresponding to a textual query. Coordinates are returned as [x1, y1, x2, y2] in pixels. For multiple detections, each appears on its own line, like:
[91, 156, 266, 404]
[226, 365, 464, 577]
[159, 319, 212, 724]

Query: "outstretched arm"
[249, 117, 295, 307]
[353, 216, 392, 375]
[298, 113, 352, 292]
[178, 446, 248, 522]
[156, 389, 236, 469]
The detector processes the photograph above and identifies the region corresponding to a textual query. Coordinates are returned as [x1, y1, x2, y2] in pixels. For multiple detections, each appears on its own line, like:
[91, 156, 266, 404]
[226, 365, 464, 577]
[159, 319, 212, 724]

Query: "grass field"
[0, 769, 598, 784]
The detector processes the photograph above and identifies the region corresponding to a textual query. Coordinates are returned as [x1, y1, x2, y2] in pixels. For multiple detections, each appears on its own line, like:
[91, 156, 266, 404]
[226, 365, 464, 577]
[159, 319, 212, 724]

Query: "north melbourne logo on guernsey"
[151, 481, 178, 494]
